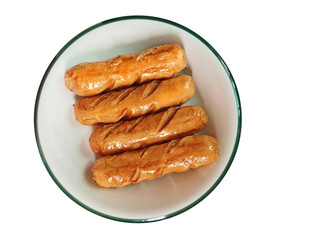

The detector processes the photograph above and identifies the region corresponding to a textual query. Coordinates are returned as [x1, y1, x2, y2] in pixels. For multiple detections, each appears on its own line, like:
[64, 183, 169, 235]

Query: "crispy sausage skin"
[74, 75, 195, 125]
[89, 106, 208, 155]
[92, 135, 219, 188]
[65, 44, 187, 97]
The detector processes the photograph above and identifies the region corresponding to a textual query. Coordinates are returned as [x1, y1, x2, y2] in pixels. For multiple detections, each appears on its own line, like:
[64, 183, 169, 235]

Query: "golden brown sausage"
[92, 135, 219, 187]
[89, 106, 208, 155]
[65, 44, 187, 97]
[74, 75, 195, 126]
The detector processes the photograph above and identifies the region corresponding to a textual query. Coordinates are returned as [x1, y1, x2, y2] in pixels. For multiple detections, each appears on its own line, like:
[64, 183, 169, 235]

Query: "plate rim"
[34, 15, 242, 223]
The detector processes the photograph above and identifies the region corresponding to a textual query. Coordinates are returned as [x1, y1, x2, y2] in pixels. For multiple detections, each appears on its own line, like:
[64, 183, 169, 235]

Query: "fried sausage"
[74, 75, 195, 125]
[92, 135, 219, 187]
[65, 44, 187, 97]
[89, 106, 208, 155]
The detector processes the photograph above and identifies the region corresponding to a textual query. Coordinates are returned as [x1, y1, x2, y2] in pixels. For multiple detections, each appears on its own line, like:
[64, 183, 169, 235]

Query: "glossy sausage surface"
[89, 106, 208, 155]
[92, 135, 219, 187]
[74, 75, 195, 125]
[65, 44, 187, 96]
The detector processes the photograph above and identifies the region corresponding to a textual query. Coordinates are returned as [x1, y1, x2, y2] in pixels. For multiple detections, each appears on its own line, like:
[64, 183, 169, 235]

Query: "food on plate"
[65, 44, 187, 97]
[89, 106, 208, 155]
[92, 135, 219, 187]
[74, 75, 195, 125]
[64, 43, 219, 188]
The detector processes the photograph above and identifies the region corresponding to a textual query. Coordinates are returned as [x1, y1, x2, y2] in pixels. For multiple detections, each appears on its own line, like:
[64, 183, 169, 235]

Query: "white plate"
[34, 16, 242, 222]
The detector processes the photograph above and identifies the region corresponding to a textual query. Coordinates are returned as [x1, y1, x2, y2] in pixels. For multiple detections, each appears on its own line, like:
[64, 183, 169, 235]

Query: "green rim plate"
[34, 15, 242, 223]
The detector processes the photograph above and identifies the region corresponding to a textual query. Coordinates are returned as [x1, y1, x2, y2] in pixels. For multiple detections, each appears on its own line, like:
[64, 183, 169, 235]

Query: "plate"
[34, 15, 242, 222]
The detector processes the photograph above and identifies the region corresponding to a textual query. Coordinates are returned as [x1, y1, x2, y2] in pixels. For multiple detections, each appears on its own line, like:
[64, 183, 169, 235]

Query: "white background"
[1, 0, 319, 239]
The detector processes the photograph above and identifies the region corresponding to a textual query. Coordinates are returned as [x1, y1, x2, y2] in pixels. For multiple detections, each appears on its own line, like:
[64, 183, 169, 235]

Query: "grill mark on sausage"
[126, 116, 145, 133]
[117, 109, 128, 121]
[102, 121, 124, 141]
[156, 107, 178, 133]
[89, 92, 112, 108]
[147, 102, 158, 114]
[142, 80, 161, 99]
[139, 147, 148, 159]
[166, 138, 180, 154]
[90, 92, 111, 108]
[114, 86, 138, 105]
[131, 168, 141, 183]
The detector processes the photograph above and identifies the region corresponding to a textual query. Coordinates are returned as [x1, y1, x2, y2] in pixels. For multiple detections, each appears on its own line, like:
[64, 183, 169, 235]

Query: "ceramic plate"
[34, 15, 241, 222]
